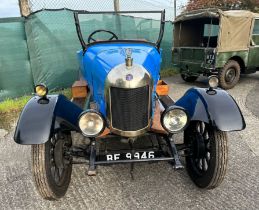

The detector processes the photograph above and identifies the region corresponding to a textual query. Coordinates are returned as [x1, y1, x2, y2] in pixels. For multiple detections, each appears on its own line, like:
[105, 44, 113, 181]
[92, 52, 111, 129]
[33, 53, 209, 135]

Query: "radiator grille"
[110, 86, 150, 131]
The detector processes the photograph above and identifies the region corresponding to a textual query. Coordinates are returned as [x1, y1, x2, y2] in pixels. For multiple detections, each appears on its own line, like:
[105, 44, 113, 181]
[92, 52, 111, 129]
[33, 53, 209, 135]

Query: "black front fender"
[175, 88, 246, 131]
[14, 95, 83, 145]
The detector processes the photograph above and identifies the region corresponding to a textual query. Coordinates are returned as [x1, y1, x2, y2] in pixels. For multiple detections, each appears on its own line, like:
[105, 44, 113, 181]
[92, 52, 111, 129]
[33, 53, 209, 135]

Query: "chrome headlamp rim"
[161, 106, 189, 134]
[35, 83, 48, 97]
[78, 110, 105, 137]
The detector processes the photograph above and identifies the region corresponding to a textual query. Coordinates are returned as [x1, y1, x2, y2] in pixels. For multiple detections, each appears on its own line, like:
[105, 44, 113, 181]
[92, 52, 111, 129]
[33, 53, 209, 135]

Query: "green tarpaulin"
[0, 17, 33, 101]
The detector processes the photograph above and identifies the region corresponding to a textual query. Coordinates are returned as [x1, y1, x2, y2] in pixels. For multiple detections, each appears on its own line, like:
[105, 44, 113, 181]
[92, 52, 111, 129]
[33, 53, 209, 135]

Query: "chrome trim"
[105, 63, 153, 137]
[125, 57, 133, 68]
[105, 63, 152, 89]
[110, 121, 151, 137]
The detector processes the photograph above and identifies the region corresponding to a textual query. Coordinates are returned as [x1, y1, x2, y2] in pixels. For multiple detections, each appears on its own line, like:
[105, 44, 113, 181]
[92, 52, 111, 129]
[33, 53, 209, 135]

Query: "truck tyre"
[219, 60, 240, 89]
[181, 74, 199, 82]
[32, 131, 72, 200]
[184, 121, 228, 189]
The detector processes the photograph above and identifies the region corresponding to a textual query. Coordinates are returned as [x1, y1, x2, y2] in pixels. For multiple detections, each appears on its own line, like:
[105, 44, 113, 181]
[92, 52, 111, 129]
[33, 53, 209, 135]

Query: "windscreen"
[76, 11, 164, 46]
[174, 18, 219, 48]
[252, 19, 259, 45]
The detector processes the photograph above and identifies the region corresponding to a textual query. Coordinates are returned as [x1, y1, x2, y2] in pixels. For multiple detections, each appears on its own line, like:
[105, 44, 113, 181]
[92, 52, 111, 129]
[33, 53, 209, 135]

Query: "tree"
[185, 0, 259, 12]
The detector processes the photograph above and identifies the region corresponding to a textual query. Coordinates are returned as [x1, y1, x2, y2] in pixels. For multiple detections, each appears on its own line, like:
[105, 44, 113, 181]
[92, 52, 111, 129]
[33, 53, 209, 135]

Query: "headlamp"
[35, 84, 48, 97]
[208, 76, 219, 89]
[78, 110, 105, 137]
[161, 106, 189, 133]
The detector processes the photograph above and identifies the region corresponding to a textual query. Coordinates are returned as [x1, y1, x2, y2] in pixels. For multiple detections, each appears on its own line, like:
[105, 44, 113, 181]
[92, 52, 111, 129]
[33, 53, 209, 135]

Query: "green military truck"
[173, 9, 259, 89]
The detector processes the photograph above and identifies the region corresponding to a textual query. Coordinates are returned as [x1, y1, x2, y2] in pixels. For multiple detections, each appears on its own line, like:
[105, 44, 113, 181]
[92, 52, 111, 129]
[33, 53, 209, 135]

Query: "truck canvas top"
[174, 9, 259, 52]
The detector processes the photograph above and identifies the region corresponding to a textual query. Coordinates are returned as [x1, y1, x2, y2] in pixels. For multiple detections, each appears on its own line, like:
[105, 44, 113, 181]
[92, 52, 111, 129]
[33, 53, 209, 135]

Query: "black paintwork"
[175, 88, 246, 131]
[14, 95, 83, 145]
[87, 29, 118, 44]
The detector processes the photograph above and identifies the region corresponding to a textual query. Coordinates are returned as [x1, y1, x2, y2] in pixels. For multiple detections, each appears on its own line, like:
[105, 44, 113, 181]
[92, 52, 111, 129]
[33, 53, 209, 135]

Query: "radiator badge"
[126, 74, 133, 81]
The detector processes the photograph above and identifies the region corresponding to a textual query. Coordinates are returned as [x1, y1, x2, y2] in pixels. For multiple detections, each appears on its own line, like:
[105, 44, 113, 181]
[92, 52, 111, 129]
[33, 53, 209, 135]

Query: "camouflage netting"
[0, 9, 173, 101]
[0, 17, 34, 101]
[25, 10, 80, 90]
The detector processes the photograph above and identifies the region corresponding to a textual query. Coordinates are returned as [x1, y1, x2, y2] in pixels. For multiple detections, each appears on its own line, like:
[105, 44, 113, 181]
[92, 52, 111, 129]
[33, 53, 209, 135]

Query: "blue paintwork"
[77, 43, 162, 117]
[175, 88, 246, 131]
[77, 42, 245, 132]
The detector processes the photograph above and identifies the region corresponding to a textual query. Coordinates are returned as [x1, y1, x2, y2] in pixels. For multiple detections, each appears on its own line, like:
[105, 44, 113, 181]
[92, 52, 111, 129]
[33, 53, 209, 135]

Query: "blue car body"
[77, 43, 161, 117]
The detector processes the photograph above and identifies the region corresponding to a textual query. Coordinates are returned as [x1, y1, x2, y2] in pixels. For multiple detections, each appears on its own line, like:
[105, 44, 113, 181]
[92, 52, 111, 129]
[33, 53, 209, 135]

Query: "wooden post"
[113, 0, 121, 37]
[174, 0, 176, 20]
[114, 0, 120, 12]
[18, 0, 31, 17]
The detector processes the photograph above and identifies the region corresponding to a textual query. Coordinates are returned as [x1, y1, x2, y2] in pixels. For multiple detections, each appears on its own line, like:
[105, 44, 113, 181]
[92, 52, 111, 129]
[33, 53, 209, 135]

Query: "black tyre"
[32, 131, 72, 200]
[218, 60, 240, 89]
[184, 121, 228, 189]
[181, 74, 199, 82]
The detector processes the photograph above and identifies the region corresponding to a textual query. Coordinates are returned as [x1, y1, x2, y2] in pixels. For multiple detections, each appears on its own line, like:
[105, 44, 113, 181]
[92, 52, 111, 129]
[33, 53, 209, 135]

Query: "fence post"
[174, 0, 176, 19]
[113, 0, 121, 37]
[19, 0, 31, 17]
[114, 0, 120, 12]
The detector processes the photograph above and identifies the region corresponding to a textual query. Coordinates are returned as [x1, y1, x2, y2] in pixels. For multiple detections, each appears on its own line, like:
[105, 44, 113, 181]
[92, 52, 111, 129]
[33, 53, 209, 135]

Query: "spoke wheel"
[184, 121, 228, 189]
[32, 131, 72, 200]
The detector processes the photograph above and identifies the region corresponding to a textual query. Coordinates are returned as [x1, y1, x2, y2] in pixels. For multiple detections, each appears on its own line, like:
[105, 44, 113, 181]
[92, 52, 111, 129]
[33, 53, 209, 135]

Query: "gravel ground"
[0, 73, 259, 210]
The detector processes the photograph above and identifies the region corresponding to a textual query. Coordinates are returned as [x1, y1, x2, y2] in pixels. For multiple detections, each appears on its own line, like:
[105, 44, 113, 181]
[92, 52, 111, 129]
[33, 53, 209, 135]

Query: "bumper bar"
[83, 134, 184, 175]
[95, 157, 174, 165]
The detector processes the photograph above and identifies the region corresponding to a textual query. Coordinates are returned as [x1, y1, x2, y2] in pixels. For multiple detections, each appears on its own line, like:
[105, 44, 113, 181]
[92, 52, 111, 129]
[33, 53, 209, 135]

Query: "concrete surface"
[0, 73, 259, 210]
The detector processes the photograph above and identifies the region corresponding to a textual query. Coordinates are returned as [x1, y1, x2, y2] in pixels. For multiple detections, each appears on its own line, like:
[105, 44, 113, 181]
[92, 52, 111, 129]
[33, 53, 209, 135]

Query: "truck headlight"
[208, 76, 219, 89]
[78, 110, 105, 137]
[161, 106, 189, 133]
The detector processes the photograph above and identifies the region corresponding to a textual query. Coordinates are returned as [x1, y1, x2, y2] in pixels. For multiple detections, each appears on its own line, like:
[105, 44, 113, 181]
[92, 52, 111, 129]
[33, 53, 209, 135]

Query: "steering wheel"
[87, 29, 118, 44]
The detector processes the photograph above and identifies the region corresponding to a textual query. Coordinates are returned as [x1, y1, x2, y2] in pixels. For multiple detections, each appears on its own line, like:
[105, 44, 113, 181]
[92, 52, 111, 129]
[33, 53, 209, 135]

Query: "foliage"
[160, 67, 179, 78]
[0, 88, 71, 114]
[0, 96, 31, 114]
[185, 0, 259, 12]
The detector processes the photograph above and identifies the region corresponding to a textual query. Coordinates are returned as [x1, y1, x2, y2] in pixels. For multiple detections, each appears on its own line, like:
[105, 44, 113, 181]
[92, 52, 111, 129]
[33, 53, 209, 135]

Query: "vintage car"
[173, 9, 259, 89]
[14, 11, 245, 200]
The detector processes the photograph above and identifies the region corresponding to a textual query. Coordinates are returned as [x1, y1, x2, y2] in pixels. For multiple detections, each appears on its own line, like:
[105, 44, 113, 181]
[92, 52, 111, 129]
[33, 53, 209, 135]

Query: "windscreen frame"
[74, 10, 165, 51]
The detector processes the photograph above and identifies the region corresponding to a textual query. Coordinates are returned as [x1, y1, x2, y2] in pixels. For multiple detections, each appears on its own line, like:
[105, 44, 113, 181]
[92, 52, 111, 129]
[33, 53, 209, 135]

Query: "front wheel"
[184, 121, 228, 189]
[218, 60, 240, 89]
[32, 131, 72, 200]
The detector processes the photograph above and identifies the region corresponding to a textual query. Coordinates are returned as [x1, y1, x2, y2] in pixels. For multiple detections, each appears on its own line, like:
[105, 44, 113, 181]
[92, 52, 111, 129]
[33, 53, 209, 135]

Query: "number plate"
[206, 53, 215, 65]
[106, 151, 155, 161]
